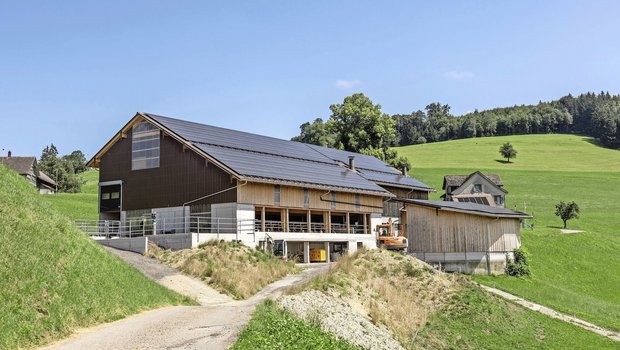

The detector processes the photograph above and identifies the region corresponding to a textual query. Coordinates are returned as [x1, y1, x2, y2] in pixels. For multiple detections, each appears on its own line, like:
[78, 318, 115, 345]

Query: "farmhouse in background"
[0, 152, 57, 194]
[400, 199, 532, 274]
[442, 171, 506, 207]
[86, 112, 433, 262]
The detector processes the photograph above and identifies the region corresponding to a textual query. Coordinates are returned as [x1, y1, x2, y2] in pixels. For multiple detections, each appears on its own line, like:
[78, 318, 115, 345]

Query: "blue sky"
[1, 1, 619, 158]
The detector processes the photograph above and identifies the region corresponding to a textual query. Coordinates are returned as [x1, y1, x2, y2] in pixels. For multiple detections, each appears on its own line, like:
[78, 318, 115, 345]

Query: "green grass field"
[46, 170, 99, 220]
[396, 134, 620, 332]
[0, 166, 191, 349]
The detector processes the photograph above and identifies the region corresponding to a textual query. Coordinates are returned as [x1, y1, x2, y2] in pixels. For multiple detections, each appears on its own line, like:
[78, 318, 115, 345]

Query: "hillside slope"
[0, 165, 190, 349]
[396, 134, 620, 331]
[46, 169, 99, 221]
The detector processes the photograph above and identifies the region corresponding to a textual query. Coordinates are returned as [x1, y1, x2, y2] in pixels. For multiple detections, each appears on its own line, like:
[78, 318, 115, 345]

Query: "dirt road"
[41, 249, 329, 350]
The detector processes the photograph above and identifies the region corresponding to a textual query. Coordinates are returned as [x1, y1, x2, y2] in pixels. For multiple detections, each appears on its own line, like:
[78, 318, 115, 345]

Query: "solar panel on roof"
[195, 143, 389, 193]
[305, 144, 400, 173]
[359, 169, 433, 190]
[147, 113, 331, 163]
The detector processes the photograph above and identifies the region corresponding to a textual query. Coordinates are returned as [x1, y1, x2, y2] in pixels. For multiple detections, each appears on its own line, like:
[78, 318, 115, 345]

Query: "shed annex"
[400, 199, 532, 274]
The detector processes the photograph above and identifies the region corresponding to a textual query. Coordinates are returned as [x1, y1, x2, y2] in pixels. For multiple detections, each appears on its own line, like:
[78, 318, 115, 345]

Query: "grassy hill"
[396, 134, 620, 332]
[0, 165, 190, 349]
[46, 169, 99, 220]
[234, 250, 617, 349]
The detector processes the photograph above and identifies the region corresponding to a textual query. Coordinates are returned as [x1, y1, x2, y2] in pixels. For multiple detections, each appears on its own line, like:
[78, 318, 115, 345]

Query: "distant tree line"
[292, 92, 620, 156]
[38, 144, 87, 193]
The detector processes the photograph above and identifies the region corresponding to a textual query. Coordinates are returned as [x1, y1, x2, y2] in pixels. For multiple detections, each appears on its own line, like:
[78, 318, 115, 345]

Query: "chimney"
[401, 166, 407, 176]
[7, 150, 11, 158]
[348, 156, 356, 171]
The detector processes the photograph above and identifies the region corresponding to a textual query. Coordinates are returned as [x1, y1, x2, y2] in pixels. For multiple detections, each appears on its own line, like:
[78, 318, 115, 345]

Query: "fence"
[75, 214, 254, 239]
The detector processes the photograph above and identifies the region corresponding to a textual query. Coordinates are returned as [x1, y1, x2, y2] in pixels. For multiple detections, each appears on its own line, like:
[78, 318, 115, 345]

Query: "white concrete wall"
[152, 206, 186, 233]
[97, 237, 148, 254]
[149, 233, 193, 250]
[236, 204, 256, 247]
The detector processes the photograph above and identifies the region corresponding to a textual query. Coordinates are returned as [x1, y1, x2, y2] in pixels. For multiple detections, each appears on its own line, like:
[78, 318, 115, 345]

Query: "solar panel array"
[147, 113, 329, 163]
[146, 113, 432, 194]
[360, 170, 434, 190]
[195, 143, 389, 193]
[456, 197, 490, 205]
[306, 144, 400, 173]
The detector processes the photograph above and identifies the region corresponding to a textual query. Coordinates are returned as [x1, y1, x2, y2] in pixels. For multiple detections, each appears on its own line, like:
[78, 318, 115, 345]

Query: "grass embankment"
[396, 134, 620, 331]
[0, 165, 190, 349]
[236, 250, 615, 349]
[231, 300, 360, 350]
[148, 240, 299, 299]
[46, 169, 99, 220]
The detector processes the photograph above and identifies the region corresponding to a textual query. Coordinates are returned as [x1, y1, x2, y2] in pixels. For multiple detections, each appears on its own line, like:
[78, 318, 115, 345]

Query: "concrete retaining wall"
[414, 251, 512, 275]
[148, 233, 194, 250]
[97, 236, 148, 254]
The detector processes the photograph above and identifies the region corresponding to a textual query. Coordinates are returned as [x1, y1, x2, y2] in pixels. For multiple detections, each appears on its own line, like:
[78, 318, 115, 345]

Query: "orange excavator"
[376, 219, 408, 252]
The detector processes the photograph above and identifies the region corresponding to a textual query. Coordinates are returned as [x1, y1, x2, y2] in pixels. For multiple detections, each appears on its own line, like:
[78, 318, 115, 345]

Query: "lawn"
[0, 166, 191, 349]
[46, 169, 99, 220]
[396, 134, 620, 331]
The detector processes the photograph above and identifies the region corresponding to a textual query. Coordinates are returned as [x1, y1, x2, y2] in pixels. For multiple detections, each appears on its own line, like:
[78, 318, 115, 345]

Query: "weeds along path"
[41, 248, 329, 350]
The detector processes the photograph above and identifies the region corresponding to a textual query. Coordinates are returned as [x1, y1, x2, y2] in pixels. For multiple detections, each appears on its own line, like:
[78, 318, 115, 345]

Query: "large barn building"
[87, 112, 433, 262]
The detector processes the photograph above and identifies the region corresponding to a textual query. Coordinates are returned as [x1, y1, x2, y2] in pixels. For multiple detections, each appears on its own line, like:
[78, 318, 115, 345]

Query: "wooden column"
[261, 207, 266, 232]
[285, 208, 289, 232]
[346, 212, 350, 234]
[363, 214, 368, 235]
[327, 211, 331, 233]
[307, 210, 311, 233]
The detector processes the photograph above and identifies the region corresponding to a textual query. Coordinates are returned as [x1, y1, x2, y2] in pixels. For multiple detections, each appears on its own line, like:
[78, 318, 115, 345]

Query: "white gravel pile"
[276, 290, 405, 350]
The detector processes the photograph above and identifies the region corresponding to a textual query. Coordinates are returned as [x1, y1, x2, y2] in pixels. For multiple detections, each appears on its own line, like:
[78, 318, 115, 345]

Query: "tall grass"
[148, 240, 299, 299]
[0, 166, 190, 349]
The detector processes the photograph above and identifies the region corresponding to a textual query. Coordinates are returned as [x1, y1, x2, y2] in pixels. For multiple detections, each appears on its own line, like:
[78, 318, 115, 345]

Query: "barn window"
[331, 192, 337, 209]
[274, 185, 281, 205]
[132, 120, 160, 170]
[355, 194, 361, 210]
[473, 184, 482, 193]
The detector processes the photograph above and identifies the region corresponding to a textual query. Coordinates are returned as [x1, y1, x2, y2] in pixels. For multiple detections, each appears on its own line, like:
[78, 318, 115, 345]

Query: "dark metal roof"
[142, 113, 432, 194]
[195, 143, 391, 195]
[359, 169, 434, 191]
[400, 199, 532, 219]
[305, 144, 399, 173]
[146, 113, 330, 163]
[0, 157, 36, 175]
[444, 173, 503, 188]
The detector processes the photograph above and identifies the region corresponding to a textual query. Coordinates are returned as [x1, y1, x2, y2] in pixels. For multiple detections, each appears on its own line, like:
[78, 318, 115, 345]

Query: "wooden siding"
[99, 125, 236, 212]
[237, 182, 382, 213]
[406, 205, 521, 253]
[381, 186, 429, 200]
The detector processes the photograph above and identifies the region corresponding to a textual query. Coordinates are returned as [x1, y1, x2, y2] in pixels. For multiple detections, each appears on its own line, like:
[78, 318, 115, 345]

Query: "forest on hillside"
[292, 92, 620, 160]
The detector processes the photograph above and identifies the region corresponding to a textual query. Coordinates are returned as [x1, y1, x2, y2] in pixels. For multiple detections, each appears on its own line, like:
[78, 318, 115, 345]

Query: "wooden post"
[327, 211, 331, 233]
[363, 213, 368, 234]
[346, 212, 350, 234]
[261, 207, 266, 232]
[307, 210, 311, 233]
[284, 208, 289, 232]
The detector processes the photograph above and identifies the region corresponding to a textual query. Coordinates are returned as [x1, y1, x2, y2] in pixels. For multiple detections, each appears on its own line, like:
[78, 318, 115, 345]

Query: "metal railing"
[75, 215, 254, 239]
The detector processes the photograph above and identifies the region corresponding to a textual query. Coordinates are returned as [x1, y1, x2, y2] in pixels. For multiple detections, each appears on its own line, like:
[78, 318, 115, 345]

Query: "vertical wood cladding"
[99, 128, 236, 211]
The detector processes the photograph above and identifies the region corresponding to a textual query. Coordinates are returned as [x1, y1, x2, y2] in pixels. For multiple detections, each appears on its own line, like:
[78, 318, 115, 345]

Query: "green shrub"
[505, 247, 531, 277]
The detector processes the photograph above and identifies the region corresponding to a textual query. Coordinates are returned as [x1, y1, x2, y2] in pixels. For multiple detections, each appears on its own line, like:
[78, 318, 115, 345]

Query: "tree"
[291, 118, 335, 147]
[38, 144, 82, 193]
[555, 201, 580, 229]
[499, 142, 517, 163]
[359, 146, 411, 172]
[62, 150, 88, 174]
[328, 93, 397, 153]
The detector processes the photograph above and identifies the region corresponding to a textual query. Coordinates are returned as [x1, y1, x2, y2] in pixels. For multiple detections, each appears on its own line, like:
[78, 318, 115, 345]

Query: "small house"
[400, 199, 532, 274]
[0, 153, 57, 194]
[442, 171, 506, 207]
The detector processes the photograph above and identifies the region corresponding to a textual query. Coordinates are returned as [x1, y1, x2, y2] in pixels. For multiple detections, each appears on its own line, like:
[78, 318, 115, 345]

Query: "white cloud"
[335, 79, 362, 89]
[443, 71, 475, 80]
